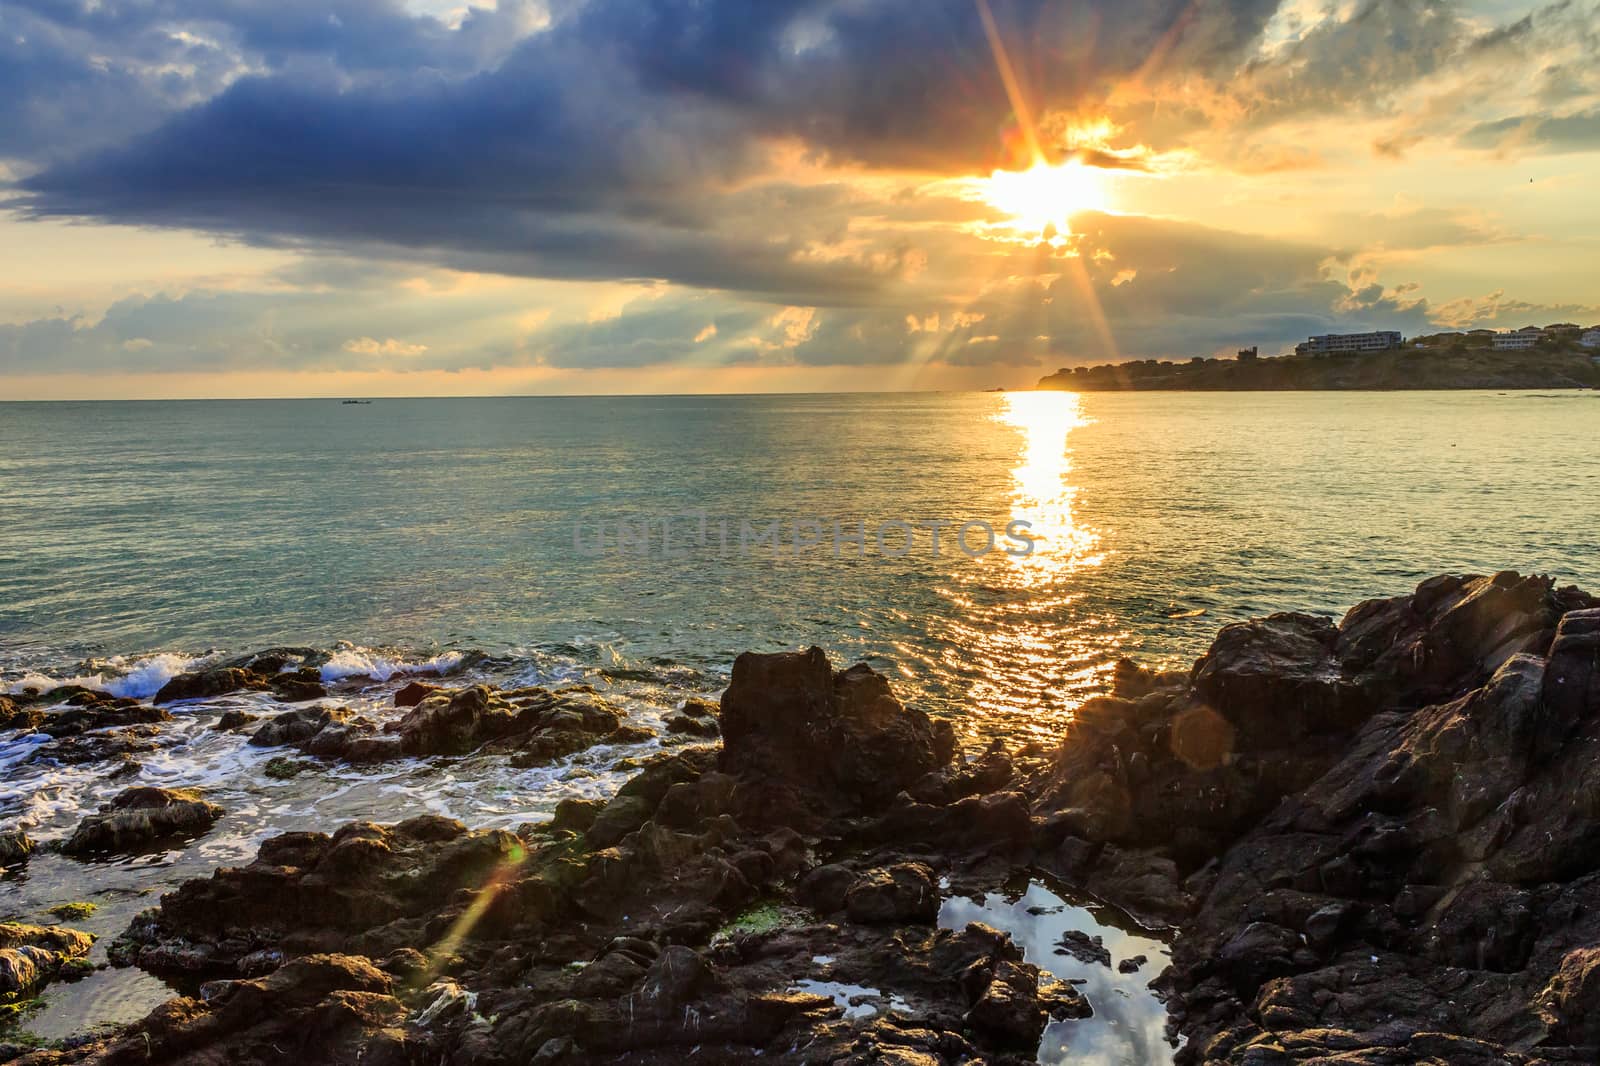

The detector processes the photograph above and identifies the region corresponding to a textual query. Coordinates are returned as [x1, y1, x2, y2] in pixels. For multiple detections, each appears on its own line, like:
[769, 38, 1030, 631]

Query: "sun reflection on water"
[935, 391, 1120, 740]
[998, 391, 1104, 576]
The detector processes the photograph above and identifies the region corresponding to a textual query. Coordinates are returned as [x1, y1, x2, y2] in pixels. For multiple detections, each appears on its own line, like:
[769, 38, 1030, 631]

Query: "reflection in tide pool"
[937, 391, 1121, 740]
[940, 877, 1177, 1065]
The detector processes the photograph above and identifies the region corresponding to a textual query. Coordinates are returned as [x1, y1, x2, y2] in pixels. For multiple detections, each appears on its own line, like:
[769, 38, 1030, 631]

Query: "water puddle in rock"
[792, 979, 911, 1021]
[939, 875, 1178, 1065]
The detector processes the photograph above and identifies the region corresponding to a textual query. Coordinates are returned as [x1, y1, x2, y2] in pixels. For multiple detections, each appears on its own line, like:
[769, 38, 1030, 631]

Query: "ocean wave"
[4, 652, 206, 700]
[318, 646, 468, 683]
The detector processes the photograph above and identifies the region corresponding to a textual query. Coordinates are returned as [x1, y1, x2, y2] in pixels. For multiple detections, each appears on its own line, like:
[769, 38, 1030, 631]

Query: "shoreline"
[1038, 346, 1600, 393]
[2, 570, 1598, 1063]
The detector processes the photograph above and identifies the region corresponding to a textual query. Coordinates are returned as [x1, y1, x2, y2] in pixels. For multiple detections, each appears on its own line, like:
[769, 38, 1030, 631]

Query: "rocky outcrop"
[154, 666, 271, 704]
[68, 650, 1107, 1066]
[0, 830, 34, 867]
[719, 647, 949, 825]
[63, 786, 223, 856]
[35, 577, 1600, 1066]
[22, 953, 412, 1064]
[10, 692, 173, 738]
[112, 815, 523, 975]
[394, 680, 441, 707]
[843, 863, 940, 924]
[1028, 571, 1600, 1064]
[240, 684, 636, 768]
[0, 922, 95, 1002]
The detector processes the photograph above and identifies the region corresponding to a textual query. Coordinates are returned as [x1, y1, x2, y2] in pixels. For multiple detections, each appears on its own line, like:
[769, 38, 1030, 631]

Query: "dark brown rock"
[719, 648, 943, 821]
[0, 922, 96, 999]
[154, 666, 269, 703]
[844, 863, 939, 924]
[63, 786, 223, 855]
[249, 705, 354, 747]
[394, 680, 442, 707]
[272, 676, 329, 702]
[0, 828, 35, 866]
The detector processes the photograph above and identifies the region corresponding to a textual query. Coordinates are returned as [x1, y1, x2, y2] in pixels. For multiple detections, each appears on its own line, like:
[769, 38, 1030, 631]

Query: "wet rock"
[58, 576, 1600, 1066]
[215, 708, 260, 731]
[67, 953, 408, 1064]
[964, 972, 1047, 1049]
[0, 697, 44, 733]
[549, 798, 605, 834]
[272, 675, 329, 702]
[1085, 847, 1193, 926]
[264, 755, 316, 779]
[22, 726, 165, 768]
[63, 786, 223, 856]
[844, 863, 939, 925]
[154, 666, 270, 704]
[719, 648, 943, 822]
[1054, 929, 1111, 967]
[115, 816, 520, 976]
[610, 723, 657, 744]
[394, 680, 442, 707]
[250, 705, 354, 748]
[378, 946, 428, 980]
[1118, 954, 1148, 974]
[40, 701, 172, 738]
[679, 697, 719, 718]
[0, 829, 34, 866]
[909, 740, 1015, 805]
[398, 685, 515, 754]
[0, 922, 95, 999]
[665, 712, 720, 738]
[1214, 921, 1303, 987]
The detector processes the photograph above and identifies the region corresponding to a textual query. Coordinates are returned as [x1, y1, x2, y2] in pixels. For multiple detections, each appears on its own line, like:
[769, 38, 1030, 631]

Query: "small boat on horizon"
[341, 399, 373, 405]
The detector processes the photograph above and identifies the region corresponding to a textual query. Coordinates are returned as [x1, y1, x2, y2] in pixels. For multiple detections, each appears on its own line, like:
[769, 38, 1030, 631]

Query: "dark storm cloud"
[7, 0, 1288, 294]
[0, 0, 547, 165]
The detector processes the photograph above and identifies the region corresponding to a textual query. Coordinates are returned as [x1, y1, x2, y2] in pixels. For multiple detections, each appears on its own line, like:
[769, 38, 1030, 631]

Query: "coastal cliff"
[5, 571, 1600, 1064]
[1037, 347, 1600, 391]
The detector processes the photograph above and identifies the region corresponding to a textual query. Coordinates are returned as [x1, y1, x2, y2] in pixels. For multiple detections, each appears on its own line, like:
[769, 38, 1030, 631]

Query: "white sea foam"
[319, 647, 466, 683]
[4, 653, 205, 701]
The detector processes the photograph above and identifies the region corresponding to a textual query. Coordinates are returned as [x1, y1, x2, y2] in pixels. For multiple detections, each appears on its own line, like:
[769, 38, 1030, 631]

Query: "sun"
[982, 159, 1111, 238]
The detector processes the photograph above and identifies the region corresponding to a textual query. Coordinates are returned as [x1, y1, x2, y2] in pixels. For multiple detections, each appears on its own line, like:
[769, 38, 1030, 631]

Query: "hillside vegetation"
[1037, 342, 1600, 391]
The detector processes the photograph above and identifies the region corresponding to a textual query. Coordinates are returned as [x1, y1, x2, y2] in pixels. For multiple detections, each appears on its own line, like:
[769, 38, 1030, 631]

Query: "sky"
[1, 0, 1597, 399]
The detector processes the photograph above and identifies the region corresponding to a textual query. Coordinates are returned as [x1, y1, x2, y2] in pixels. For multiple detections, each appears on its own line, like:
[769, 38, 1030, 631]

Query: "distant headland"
[1037, 324, 1600, 391]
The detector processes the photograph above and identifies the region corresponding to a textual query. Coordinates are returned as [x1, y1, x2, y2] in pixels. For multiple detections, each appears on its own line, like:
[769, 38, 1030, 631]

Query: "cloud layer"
[2, 0, 1598, 383]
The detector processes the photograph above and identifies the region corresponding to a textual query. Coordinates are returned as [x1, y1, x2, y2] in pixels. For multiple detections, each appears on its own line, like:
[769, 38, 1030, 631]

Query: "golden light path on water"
[935, 391, 1122, 742]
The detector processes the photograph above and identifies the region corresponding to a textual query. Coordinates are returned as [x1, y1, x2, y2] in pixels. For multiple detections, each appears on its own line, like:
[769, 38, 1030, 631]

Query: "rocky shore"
[3, 570, 1598, 1064]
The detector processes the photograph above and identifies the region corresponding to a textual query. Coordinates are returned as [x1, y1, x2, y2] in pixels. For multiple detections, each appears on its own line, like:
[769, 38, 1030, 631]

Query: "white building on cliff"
[1295, 331, 1403, 356]
[1492, 328, 1546, 350]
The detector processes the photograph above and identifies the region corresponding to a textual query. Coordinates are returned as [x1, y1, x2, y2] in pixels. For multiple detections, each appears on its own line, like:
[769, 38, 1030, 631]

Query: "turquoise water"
[4, 390, 1598, 734]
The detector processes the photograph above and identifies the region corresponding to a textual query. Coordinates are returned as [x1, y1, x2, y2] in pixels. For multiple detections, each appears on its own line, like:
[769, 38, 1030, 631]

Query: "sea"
[2, 390, 1597, 1056]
